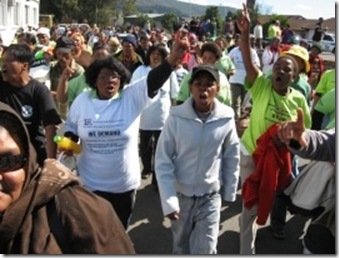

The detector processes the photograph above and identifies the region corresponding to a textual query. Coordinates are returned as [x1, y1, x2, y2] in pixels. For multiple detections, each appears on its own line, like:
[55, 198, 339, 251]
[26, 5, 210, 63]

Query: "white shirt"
[131, 65, 179, 130]
[253, 24, 263, 39]
[66, 78, 151, 193]
[228, 47, 261, 85]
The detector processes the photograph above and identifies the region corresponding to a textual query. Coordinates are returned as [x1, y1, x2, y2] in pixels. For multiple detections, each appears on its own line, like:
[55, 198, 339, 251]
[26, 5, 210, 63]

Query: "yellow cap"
[281, 45, 310, 73]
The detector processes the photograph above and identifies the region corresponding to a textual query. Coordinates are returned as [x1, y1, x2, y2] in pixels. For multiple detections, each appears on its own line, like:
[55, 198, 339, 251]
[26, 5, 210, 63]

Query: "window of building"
[14, 2, 20, 25]
[25, 5, 29, 24]
[0, 0, 5, 26]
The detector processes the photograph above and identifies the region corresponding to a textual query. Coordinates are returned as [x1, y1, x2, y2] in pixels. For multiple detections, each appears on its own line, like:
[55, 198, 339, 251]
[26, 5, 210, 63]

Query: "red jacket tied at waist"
[242, 123, 292, 225]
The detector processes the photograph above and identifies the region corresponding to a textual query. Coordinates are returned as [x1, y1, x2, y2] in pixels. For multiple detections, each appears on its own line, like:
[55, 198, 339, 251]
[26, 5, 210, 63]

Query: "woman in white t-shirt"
[131, 44, 179, 186]
[63, 31, 189, 229]
[228, 38, 260, 120]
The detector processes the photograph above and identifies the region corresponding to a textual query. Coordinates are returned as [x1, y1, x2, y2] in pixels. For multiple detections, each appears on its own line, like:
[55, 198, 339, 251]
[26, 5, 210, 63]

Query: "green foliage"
[40, 0, 137, 25]
[161, 13, 179, 32]
[134, 14, 155, 29]
[204, 6, 223, 35]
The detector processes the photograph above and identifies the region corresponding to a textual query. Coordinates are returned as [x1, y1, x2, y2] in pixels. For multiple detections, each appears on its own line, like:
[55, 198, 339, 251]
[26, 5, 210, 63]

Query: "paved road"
[127, 168, 311, 255]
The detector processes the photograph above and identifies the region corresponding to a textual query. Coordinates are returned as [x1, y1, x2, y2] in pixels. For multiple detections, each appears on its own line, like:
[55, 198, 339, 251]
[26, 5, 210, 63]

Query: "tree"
[40, 0, 80, 23]
[40, 0, 137, 25]
[204, 6, 223, 35]
[161, 13, 179, 32]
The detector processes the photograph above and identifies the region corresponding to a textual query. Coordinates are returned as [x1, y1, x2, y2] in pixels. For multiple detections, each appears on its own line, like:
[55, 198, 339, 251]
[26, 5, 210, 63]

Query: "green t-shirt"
[216, 53, 235, 77]
[268, 24, 276, 39]
[68, 74, 92, 106]
[315, 88, 335, 129]
[176, 70, 232, 106]
[241, 74, 312, 154]
[315, 69, 336, 95]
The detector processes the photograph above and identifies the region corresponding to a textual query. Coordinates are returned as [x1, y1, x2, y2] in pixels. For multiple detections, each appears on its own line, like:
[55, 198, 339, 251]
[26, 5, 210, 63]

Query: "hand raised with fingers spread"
[278, 108, 307, 148]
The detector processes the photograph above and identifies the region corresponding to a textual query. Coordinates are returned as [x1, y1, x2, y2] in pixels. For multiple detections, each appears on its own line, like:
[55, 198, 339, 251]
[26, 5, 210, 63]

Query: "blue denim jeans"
[171, 192, 221, 254]
[270, 154, 299, 230]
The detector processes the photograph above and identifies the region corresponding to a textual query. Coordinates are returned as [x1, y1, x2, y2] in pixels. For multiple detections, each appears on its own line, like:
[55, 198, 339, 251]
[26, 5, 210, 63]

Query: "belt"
[191, 191, 219, 200]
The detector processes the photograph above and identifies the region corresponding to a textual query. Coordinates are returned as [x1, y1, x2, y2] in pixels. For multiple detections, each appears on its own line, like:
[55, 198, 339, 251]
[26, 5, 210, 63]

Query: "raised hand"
[278, 108, 307, 147]
[236, 3, 251, 34]
[167, 29, 190, 67]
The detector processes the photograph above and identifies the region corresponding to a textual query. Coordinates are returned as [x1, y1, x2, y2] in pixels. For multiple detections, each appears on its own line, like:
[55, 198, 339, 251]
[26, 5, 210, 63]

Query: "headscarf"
[0, 102, 135, 254]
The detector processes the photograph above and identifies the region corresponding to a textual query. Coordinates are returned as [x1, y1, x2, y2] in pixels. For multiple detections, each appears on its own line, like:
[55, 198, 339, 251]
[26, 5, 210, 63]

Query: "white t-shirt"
[131, 65, 179, 130]
[253, 24, 263, 39]
[66, 78, 151, 193]
[228, 46, 261, 85]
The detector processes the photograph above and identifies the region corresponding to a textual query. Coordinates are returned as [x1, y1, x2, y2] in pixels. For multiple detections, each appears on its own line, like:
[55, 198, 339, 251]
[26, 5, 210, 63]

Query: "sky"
[177, 0, 337, 19]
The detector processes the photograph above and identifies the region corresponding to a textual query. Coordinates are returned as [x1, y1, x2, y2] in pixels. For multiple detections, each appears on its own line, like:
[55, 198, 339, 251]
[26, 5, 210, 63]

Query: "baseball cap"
[191, 64, 220, 84]
[281, 45, 310, 73]
[55, 36, 75, 53]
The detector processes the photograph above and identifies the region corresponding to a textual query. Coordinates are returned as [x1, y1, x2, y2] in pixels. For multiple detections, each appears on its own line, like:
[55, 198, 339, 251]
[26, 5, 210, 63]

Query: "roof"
[257, 15, 336, 32]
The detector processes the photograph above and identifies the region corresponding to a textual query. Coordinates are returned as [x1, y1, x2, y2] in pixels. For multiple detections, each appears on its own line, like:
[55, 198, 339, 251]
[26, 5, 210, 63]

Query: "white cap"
[36, 27, 50, 39]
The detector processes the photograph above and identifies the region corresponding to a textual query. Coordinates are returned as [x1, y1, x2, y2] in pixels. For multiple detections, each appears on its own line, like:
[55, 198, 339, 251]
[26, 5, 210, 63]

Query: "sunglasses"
[0, 153, 27, 173]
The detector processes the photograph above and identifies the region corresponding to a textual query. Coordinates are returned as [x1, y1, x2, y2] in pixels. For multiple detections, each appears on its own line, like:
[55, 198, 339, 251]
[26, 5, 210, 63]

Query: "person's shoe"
[271, 227, 286, 240]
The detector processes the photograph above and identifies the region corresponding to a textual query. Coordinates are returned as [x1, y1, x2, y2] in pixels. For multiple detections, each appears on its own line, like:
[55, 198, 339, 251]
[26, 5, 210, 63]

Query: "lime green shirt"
[315, 88, 335, 129]
[216, 53, 236, 77]
[315, 69, 336, 95]
[241, 74, 312, 154]
[268, 24, 276, 39]
[176, 71, 232, 106]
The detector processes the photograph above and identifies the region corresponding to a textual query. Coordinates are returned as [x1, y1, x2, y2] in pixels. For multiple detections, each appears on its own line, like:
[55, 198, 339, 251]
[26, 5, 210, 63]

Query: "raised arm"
[236, 3, 260, 85]
[56, 66, 75, 103]
[147, 29, 189, 98]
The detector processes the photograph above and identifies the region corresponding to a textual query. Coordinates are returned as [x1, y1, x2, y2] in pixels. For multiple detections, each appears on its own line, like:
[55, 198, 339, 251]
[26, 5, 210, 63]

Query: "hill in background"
[135, 0, 239, 18]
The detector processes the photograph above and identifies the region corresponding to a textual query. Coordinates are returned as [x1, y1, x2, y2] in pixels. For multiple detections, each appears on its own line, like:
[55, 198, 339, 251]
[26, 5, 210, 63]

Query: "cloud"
[295, 4, 312, 10]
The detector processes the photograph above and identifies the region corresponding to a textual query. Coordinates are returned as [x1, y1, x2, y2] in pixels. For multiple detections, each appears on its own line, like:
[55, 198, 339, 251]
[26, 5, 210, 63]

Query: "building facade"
[0, 0, 40, 46]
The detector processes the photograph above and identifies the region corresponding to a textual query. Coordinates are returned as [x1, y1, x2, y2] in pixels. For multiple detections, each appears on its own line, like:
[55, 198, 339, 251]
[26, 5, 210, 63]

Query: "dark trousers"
[270, 154, 299, 230]
[139, 129, 161, 185]
[93, 189, 137, 230]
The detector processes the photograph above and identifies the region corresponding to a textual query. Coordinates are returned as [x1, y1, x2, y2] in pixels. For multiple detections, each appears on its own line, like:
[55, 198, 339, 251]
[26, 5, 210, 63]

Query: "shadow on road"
[128, 179, 308, 254]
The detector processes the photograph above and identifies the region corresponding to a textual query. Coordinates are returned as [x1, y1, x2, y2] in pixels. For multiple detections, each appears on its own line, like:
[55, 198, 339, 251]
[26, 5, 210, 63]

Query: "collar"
[89, 90, 121, 100]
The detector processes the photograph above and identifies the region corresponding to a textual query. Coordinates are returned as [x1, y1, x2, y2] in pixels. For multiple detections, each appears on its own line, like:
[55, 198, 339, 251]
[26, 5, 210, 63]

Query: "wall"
[0, 0, 40, 46]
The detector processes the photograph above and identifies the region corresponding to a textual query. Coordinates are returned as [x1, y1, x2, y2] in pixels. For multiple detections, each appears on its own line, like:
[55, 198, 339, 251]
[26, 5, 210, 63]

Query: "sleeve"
[154, 115, 180, 216]
[221, 118, 240, 202]
[58, 187, 135, 254]
[130, 66, 144, 83]
[314, 71, 329, 94]
[176, 72, 191, 102]
[288, 129, 335, 162]
[35, 84, 62, 126]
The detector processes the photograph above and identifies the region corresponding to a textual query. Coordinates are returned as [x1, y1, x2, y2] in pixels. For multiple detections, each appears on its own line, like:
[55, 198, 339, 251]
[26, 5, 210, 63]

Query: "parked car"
[308, 33, 335, 54]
